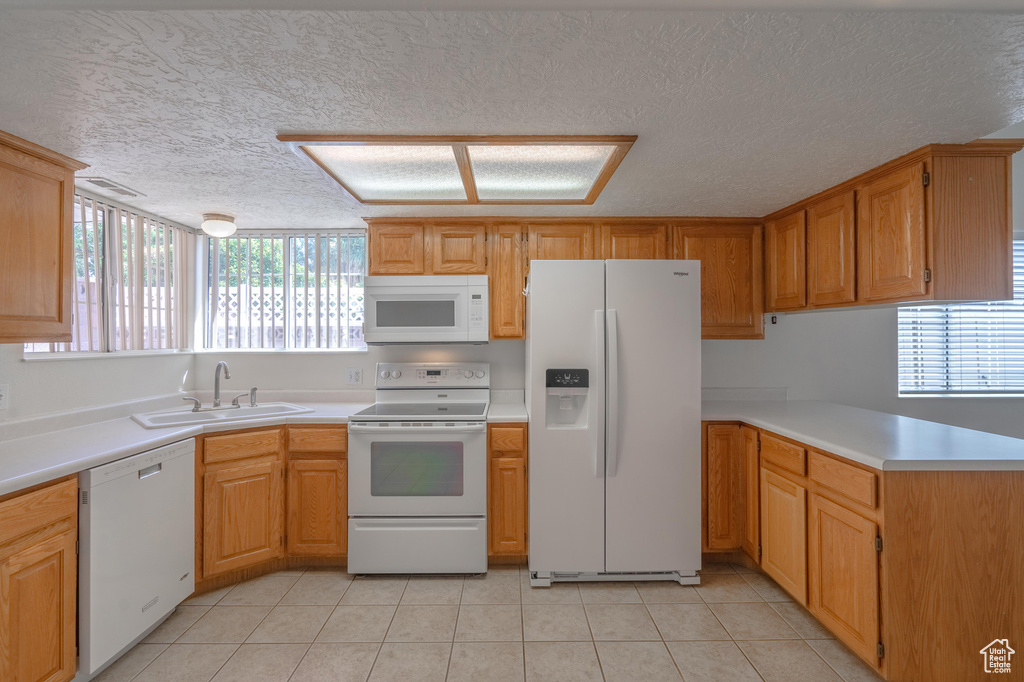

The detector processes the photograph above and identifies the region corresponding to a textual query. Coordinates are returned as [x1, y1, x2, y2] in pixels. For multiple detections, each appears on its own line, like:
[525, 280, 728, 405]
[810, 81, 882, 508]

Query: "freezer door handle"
[606, 308, 619, 477]
[592, 309, 605, 478]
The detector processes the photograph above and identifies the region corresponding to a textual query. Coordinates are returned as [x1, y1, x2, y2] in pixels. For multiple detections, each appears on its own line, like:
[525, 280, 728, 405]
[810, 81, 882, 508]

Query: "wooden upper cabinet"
[0, 130, 87, 343]
[703, 424, 743, 552]
[430, 224, 486, 274]
[599, 224, 667, 259]
[740, 425, 760, 563]
[807, 191, 857, 307]
[808, 493, 879, 666]
[765, 210, 806, 311]
[527, 224, 595, 262]
[368, 223, 425, 275]
[672, 224, 764, 339]
[760, 467, 807, 605]
[856, 162, 927, 303]
[489, 224, 525, 339]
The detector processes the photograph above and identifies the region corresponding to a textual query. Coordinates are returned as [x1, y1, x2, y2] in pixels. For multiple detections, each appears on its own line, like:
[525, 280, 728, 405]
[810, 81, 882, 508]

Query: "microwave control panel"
[469, 292, 486, 330]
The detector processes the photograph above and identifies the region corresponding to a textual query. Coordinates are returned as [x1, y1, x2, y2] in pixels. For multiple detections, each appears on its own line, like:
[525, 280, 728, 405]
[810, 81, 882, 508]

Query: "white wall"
[190, 341, 526, 394]
[703, 306, 1024, 439]
[0, 345, 194, 421]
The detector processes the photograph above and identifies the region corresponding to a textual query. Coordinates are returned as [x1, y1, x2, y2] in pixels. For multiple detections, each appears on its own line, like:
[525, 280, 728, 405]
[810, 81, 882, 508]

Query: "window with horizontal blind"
[205, 232, 366, 350]
[898, 241, 1024, 395]
[25, 193, 195, 353]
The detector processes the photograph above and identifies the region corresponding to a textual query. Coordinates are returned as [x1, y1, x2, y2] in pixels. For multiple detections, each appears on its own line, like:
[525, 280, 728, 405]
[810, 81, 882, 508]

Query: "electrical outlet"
[0, 384, 9, 410]
[345, 368, 362, 385]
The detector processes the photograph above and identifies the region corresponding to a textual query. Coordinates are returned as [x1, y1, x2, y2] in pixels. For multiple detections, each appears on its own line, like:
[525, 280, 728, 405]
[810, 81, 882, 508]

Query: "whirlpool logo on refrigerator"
[673, 271, 690, 276]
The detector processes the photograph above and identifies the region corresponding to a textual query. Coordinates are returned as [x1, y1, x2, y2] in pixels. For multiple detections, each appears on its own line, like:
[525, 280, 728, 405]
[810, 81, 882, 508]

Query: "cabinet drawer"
[204, 428, 283, 464]
[288, 426, 348, 455]
[0, 477, 77, 547]
[760, 433, 806, 476]
[809, 451, 877, 510]
[489, 425, 526, 455]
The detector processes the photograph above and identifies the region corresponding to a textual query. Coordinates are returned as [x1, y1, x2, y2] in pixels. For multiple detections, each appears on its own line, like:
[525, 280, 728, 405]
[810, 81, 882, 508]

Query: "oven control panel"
[375, 362, 490, 388]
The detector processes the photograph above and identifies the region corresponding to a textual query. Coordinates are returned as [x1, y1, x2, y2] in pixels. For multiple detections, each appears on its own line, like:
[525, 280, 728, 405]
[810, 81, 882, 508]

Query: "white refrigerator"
[526, 259, 701, 586]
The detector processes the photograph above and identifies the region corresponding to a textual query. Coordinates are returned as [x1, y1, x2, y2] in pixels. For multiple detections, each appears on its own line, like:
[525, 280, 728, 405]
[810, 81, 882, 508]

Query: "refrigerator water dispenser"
[545, 368, 589, 428]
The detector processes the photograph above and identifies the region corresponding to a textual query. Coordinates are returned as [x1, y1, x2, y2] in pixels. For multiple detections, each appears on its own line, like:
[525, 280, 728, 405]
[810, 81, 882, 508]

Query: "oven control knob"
[463, 370, 473, 378]
[380, 370, 390, 379]
[475, 370, 485, 378]
[393, 370, 402, 379]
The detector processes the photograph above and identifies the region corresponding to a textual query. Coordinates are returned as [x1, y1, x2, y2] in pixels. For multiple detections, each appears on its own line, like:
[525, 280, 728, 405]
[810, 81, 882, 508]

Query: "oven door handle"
[347, 422, 487, 433]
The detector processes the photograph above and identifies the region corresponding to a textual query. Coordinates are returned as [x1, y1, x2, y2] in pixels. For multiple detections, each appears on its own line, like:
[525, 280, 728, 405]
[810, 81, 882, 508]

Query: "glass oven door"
[348, 421, 486, 516]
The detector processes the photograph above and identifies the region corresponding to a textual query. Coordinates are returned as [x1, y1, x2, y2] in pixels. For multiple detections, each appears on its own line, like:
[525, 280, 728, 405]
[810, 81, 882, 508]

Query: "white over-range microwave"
[363, 275, 489, 344]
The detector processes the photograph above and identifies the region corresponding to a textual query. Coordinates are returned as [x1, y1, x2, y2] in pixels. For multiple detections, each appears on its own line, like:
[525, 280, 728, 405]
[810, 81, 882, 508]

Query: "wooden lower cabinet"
[759, 467, 807, 605]
[0, 476, 78, 682]
[808, 493, 879, 666]
[703, 423, 743, 551]
[287, 426, 348, 557]
[740, 425, 760, 563]
[487, 424, 528, 558]
[203, 457, 285, 577]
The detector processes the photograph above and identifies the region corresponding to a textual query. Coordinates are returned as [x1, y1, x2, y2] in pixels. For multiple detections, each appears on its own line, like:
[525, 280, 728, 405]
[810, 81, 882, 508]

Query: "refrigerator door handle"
[592, 309, 605, 478]
[606, 308, 619, 477]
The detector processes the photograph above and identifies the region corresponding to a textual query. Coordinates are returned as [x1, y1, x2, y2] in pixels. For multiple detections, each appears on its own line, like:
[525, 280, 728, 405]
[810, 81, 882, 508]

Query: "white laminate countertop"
[0, 400, 531, 497]
[703, 400, 1024, 471]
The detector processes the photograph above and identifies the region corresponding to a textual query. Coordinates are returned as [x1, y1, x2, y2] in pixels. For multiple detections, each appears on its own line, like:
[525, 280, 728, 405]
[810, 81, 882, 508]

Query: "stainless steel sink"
[132, 402, 314, 429]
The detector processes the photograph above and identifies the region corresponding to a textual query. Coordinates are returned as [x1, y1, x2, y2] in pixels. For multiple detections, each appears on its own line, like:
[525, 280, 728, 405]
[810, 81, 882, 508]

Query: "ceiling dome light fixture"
[201, 213, 236, 238]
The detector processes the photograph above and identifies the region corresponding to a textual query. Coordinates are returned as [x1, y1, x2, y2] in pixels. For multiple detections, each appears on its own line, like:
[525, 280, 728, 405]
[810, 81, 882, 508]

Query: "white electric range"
[347, 362, 489, 574]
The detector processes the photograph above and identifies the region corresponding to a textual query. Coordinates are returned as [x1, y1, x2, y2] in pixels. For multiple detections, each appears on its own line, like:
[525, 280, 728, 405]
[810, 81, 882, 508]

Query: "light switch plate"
[0, 384, 8, 410]
[345, 368, 362, 385]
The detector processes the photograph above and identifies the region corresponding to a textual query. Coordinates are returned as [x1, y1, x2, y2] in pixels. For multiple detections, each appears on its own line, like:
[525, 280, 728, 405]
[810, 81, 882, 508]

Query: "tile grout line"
[283, 571, 355, 681]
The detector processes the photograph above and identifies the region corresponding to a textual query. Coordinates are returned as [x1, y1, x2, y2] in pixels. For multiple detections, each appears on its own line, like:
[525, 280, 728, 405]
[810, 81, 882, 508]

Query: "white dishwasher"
[77, 438, 195, 680]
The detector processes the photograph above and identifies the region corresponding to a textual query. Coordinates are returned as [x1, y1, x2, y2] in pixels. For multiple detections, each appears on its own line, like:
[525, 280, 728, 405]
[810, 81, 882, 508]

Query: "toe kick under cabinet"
[702, 421, 1024, 682]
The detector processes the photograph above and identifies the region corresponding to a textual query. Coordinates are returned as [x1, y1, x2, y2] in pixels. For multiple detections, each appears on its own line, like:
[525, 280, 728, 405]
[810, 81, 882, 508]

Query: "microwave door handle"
[606, 308, 619, 478]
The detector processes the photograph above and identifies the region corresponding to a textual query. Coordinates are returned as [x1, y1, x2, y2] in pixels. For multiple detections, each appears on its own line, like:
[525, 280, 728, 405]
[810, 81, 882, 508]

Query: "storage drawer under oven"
[347, 516, 486, 574]
[348, 421, 486, 517]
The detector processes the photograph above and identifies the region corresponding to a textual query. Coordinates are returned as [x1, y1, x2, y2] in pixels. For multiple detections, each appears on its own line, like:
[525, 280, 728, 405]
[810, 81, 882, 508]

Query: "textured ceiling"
[1, 10, 1023, 231]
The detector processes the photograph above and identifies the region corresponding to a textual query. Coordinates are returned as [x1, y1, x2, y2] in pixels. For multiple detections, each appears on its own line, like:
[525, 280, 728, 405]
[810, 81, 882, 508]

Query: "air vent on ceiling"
[79, 177, 145, 198]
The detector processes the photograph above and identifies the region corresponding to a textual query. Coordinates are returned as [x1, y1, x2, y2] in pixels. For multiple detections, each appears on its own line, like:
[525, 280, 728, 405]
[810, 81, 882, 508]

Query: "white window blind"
[205, 232, 366, 350]
[25, 193, 194, 353]
[898, 241, 1024, 395]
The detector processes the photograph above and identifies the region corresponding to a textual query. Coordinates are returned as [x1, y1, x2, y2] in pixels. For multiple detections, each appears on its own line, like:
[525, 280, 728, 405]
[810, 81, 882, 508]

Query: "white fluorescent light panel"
[307, 145, 467, 201]
[468, 145, 617, 200]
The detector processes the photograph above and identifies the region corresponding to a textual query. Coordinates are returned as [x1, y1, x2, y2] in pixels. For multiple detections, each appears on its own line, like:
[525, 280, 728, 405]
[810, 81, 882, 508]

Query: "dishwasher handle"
[138, 463, 162, 479]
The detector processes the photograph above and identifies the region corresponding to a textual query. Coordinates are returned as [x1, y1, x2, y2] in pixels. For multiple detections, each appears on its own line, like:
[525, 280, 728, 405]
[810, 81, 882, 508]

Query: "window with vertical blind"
[25, 193, 195, 353]
[205, 232, 366, 350]
[898, 241, 1024, 395]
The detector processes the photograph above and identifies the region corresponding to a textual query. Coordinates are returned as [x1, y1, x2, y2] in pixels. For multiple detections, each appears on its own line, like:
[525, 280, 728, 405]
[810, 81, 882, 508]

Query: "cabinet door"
[430, 224, 486, 274]
[0, 528, 77, 682]
[527, 224, 595, 262]
[599, 224, 667, 259]
[673, 224, 764, 339]
[204, 459, 285, 577]
[760, 467, 807, 604]
[489, 224, 525, 339]
[488, 457, 527, 556]
[287, 459, 347, 557]
[807, 192, 856, 307]
[740, 426, 760, 563]
[368, 224, 425, 275]
[857, 162, 927, 302]
[765, 210, 806, 311]
[0, 140, 77, 343]
[704, 424, 743, 551]
[488, 423, 528, 556]
[808, 494, 879, 666]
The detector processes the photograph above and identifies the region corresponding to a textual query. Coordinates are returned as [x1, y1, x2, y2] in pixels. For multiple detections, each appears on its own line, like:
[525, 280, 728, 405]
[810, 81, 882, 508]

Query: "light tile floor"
[95, 563, 883, 682]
